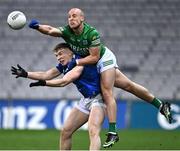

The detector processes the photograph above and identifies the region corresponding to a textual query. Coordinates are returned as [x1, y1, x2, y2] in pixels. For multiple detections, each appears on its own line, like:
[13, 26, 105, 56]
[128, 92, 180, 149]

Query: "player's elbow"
[47, 28, 54, 35]
[48, 27, 61, 37]
[42, 73, 53, 80]
[92, 55, 100, 63]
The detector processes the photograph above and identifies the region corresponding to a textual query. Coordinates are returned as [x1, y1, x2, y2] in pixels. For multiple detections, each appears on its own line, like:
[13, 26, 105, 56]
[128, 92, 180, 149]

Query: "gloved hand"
[28, 19, 40, 29]
[11, 64, 28, 78]
[29, 80, 46, 87]
[67, 58, 77, 70]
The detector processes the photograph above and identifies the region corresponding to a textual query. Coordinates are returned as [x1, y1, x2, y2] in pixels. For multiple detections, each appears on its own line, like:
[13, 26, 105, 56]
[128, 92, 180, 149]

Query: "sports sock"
[108, 122, 117, 133]
[151, 97, 162, 109]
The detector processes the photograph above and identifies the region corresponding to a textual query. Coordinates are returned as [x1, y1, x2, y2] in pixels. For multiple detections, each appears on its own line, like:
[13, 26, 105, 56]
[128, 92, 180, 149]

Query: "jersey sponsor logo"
[69, 43, 89, 56]
[82, 40, 88, 45]
[103, 60, 113, 67]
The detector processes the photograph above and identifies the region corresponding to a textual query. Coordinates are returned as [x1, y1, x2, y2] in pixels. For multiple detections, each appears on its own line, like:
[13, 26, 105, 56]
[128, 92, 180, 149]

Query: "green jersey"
[58, 23, 105, 57]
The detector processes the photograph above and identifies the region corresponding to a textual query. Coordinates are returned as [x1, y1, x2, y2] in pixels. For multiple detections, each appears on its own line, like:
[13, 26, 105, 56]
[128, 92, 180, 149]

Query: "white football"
[7, 11, 26, 30]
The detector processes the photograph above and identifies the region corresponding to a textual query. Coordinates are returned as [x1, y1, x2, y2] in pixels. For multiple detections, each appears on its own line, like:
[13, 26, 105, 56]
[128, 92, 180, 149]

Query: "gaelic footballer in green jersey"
[58, 22, 118, 73]
[58, 23, 105, 58]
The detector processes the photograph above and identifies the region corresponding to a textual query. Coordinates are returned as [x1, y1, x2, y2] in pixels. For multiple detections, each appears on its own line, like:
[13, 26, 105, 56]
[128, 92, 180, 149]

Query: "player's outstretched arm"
[28, 67, 60, 80]
[11, 65, 60, 80]
[29, 19, 62, 37]
[29, 66, 83, 87]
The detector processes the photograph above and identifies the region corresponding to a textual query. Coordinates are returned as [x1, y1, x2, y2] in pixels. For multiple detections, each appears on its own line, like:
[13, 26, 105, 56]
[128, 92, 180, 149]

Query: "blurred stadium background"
[0, 0, 180, 150]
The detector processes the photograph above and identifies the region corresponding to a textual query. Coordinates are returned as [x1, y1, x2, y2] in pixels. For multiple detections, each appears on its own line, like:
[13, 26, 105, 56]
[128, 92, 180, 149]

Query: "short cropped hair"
[53, 43, 71, 53]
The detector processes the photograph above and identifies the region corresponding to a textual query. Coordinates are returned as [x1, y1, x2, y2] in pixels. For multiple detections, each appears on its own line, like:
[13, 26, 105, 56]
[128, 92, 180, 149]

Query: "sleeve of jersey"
[88, 30, 101, 47]
[56, 64, 63, 73]
[57, 25, 68, 38]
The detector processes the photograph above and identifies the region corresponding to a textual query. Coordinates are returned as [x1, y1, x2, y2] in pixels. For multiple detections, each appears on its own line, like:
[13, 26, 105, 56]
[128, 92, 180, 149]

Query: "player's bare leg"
[60, 108, 88, 150]
[101, 68, 116, 124]
[101, 68, 119, 148]
[88, 106, 105, 150]
[115, 69, 154, 101]
[114, 69, 172, 123]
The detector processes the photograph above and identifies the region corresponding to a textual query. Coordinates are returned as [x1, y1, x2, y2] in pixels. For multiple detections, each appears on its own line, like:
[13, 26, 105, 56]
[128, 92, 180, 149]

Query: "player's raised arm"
[28, 19, 62, 37]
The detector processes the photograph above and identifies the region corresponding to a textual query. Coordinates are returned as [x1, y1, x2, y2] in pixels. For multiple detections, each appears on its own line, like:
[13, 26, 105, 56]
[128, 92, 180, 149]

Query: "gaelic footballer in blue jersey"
[11, 43, 106, 150]
[56, 54, 100, 98]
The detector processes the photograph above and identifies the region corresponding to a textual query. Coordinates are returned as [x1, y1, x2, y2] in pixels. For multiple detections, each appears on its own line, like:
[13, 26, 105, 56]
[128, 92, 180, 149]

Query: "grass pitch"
[0, 129, 179, 150]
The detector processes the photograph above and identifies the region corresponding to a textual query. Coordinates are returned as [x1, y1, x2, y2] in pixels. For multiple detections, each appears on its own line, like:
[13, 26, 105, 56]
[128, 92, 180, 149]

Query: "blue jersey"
[56, 55, 100, 98]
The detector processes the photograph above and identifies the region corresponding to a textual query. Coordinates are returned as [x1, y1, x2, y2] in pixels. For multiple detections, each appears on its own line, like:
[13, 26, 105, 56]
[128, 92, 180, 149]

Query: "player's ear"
[68, 51, 73, 56]
[80, 15, 85, 22]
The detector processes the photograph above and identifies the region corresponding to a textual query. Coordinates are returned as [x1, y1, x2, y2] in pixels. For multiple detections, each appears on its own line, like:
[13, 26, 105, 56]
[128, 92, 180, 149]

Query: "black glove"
[29, 80, 46, 87]
[11, 64, 28, 78]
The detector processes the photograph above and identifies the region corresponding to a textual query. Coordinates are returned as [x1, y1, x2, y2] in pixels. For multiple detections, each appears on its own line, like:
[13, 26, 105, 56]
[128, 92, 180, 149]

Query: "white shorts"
[97, 47, 118, 73]
[75, 94, 106, 115]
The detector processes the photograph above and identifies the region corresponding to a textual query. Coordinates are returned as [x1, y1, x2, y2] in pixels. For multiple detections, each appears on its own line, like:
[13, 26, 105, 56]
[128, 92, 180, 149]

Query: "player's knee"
[102, 93, 114, 105]
[123, 82, 134, 92]
[101, 87, 113, 99]
[88, 124, 99, 138]
[61, 127, 72, 139]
